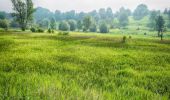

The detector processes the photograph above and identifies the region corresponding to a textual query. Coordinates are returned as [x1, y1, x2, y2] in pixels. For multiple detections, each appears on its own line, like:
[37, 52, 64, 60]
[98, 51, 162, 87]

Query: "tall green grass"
[0, 32, 170, 99]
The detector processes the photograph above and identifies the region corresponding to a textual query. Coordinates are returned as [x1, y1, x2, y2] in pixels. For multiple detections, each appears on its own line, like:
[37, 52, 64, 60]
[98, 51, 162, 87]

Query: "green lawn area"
[0, 31, 170, 99]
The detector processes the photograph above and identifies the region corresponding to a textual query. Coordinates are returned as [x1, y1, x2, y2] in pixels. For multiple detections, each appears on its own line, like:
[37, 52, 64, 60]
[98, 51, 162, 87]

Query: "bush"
[30, 27, 36, 32]
[129, 36, 132, 39]
[48, 28, 52, 33]
[122, 36, 127, 43]
[59, 21, 70, 31]
[99, 23, 109, 33]
[0, 19, 8, 31]
[37, 28, 44, 33]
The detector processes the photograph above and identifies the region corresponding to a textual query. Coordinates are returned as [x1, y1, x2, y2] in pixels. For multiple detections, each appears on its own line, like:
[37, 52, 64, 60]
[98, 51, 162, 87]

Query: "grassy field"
[0, 30, 170, 99]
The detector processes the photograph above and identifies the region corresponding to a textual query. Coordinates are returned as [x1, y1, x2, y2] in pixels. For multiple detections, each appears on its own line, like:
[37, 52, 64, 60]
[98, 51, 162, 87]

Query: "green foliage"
[58, 21, 70, 31]
[156, 15, 165, 40]
[77, 20, 83, 31]
[10, 20, 20, 28]
[50, 18, 56, 30]
[117, 7, 129, 27]
[11, 0, 35, 31]
[99, 22, 109, 33]
[0, 19, 8, 31]
[148, 10, 160, 30]
[30, 27, 44, 33]
[122, 36, 127, 43]
[89, 23, 97, 32]
[83, 16, 92, 32]
[30, 27, 36, 32]
[37, 19, 49, 29]
[37, 28, 44, 33]
[0, 12, 6, 19]
[133, 4, 149, 20]
[68, 20, 77, 31]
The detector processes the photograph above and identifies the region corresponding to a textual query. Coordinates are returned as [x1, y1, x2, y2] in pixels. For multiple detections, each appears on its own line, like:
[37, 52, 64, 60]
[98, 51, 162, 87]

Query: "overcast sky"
[0, 0, 170, 13]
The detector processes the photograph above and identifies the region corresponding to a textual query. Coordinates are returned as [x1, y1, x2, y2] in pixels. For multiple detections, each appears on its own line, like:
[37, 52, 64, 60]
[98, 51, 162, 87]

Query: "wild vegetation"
[0, 0, 170, 99]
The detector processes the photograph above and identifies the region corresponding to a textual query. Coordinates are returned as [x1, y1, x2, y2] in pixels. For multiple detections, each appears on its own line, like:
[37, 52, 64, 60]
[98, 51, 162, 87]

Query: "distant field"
[0, 31, 170, 99]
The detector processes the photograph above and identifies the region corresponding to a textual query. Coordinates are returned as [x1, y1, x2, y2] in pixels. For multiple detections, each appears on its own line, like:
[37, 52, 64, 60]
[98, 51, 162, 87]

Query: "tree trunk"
[161, 32, 163, 40]
[158, 31, 160, 37]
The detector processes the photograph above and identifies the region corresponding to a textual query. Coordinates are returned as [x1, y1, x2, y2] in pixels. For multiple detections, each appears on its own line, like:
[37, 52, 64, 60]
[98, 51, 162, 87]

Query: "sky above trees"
[0, 0, 170, 12]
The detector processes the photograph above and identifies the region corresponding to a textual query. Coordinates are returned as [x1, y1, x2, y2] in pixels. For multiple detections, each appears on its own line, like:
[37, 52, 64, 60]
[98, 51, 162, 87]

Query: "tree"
[99, 8, 106, 19]
[167, 10, 170, 28]
[83, 16, 92, 32]
[118, 7, 129, 27]
[99, 22, 109, 33]
[50, 18, 56, 31]
[148, 10, 160, 30]
[156, 15, 165, 40]
[0, 12, 6, 19]
[0, 19, 9, 31]
[11, 0, 35, 31]
[77, 20, 83, 31]
[59, 21, 70, 31]
[164, 8, 168, 14]
[38, 19, 49, 29]
[89, 23, 97, 32]
[68, 20, 77, 31]
[133, 4, 149, 20]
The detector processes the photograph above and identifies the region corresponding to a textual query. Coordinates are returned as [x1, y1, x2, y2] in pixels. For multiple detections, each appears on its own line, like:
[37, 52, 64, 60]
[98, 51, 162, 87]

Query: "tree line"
[0, 0, 170, 39]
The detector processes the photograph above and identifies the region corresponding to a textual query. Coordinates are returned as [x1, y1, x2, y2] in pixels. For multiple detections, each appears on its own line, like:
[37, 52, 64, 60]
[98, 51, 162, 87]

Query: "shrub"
[30, 27, 36, 32]
[122, 36, 127, 43]
[37, 28, 44, 33]
[0, 19, 8, 31]
[129, 36, 132, 39]
[144, 33, 147, 35]
[48, 28, 52, 33]
[99, 23, 109, 33]
[59, 21, 70, 31]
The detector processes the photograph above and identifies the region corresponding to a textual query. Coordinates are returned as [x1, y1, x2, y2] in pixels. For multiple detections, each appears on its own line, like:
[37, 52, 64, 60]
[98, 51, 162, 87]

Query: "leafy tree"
[111, 18, 119, 28]
[55, 10, 62, 21]
[83, 16, 92, 32]
[133, 4, 149, 20]
[0, 19, 9, 31]
[99, 8, 106, 19]
[10, 20, 20, 28]
[59, 21, 70, 31]
[68, 20, 77, 31]
[11, 0, 35, 31]
[0, 12, 6, 19]
[77, 20, 83, 31]
[50, 18, 56, 31]
[99, 22, 109, 33]
[89, 23, 97, 32]
[118, 7, 129, 27]
[34, 7, 54, 22]
[156, 15, 165, 40]
[38, 19, 49, 29]
[148, 10, 160, 30]
[167, 10, 170, 28]
[164, 8, 168, 14]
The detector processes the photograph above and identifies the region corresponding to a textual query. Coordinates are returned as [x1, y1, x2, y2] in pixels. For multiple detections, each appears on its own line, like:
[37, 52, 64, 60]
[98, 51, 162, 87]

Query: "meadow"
[0, 29, 170, 99]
